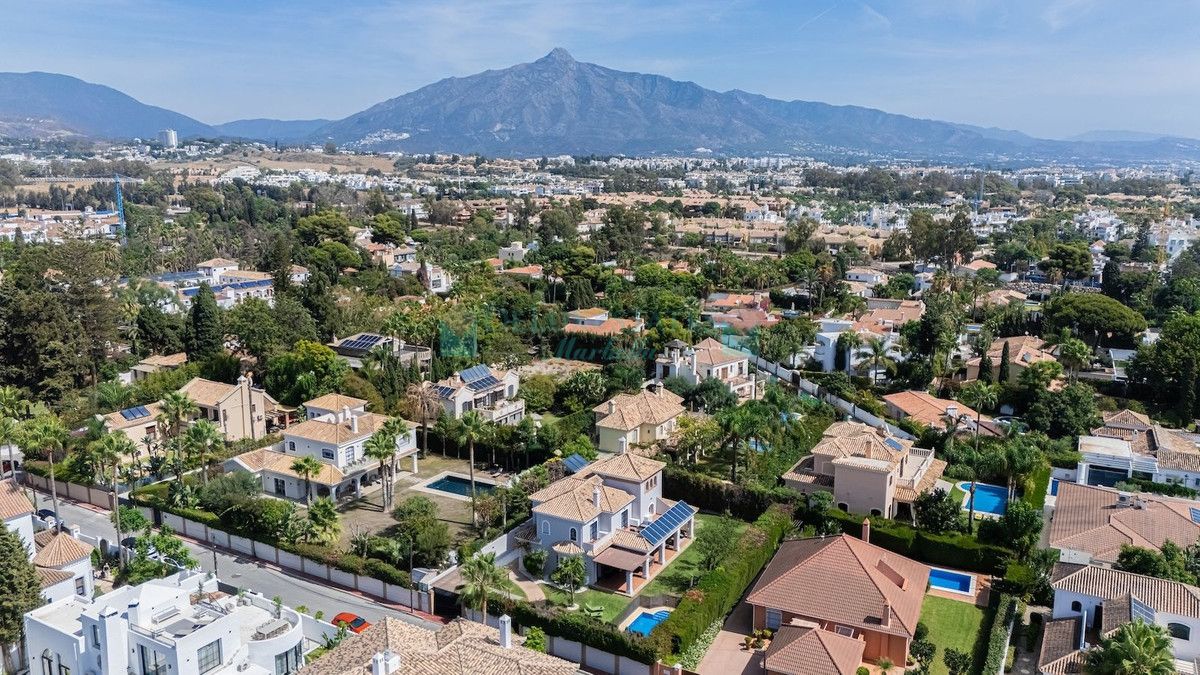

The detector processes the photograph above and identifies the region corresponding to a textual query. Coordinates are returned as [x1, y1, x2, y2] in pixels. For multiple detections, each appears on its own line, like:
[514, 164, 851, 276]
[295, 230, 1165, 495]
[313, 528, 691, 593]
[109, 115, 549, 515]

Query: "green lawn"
[920, 595, 991, 675]
[545, 587, 632, 622]
[640, 513, 747, 597]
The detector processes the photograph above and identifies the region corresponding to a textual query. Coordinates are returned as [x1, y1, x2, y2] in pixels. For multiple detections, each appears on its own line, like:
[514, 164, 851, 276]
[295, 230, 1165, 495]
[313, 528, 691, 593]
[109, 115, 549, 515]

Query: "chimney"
[608, 400, 616, 415]
[499, 614, 513, 649]
[861, 518, 870, 543]
[371, 650, 402, 675]
[882, 600, 891, 627]
[351, 413, 359, 434]
[593, 486, 601, 509]
[126, 600, 142, 627]
[945, 404, 958, 423]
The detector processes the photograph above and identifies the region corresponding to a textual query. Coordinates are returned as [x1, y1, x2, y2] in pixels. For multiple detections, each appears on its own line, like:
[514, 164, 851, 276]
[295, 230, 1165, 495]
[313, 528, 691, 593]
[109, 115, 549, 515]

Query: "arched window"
[1169, 623, 1191, 640]
[870, 509, 883, 517]
[569, 527, 578, 542]
[288, 441, 296, 453]
[41, 650, 53, 675]
[540, 520, 549, 535]
[1070, 601, 1082, 613]
[837, 503, 849, 512]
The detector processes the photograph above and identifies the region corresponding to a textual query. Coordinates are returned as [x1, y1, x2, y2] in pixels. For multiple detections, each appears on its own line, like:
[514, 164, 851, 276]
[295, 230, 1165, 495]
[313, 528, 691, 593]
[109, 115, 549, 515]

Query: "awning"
[593, 546, 647, 572]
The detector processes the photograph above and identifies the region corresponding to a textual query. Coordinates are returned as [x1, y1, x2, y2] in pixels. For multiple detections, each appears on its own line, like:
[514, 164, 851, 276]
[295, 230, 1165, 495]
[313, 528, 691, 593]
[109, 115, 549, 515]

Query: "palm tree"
[363, 433, 396, 511]
[957, 382, 998, 534]
[158, 391, 198, 439]
[837, 331, 863, 373]
[291, 456, 323, 505]
[717, 406, 754, 483]
[457, 411, 489, 525]
[857, 336, 898, 387]
[23, 415, 68, 525]
[1086, 619, 1175, 675]
[0, 417, 20, 481]
[184, 420, 224, 484]
[1057, 337, 1092, 382]
[380, 418, 411, 507]
[92, 432, 135, 565]
[459, 552, 507, 619]
[407, 383, 441, 457]
[0, 386, 30, 480]
[305, 497, 341, 544]
[434, 414, 458, 458]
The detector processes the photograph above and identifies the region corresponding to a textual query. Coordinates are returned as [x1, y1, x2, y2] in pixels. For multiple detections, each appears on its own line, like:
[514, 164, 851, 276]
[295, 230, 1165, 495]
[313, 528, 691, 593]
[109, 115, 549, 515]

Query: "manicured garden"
[920, 595, 992, 675]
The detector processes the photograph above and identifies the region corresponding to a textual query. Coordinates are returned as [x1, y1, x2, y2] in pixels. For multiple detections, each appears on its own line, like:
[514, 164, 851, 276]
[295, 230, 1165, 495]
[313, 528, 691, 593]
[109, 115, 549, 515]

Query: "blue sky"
[2, 0, 1198, 139]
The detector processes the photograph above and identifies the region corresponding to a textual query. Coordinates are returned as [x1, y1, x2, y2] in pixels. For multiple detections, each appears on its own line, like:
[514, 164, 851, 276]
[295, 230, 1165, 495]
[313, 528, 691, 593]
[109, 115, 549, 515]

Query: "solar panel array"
[563, 454, 590, 474]
[884, 438, 904, 451]
[340, 334, 384, 352]
[1130, 596, 1156, 624]
[467, 375, 501, 391]
[433, 386, 456, 399]
[641, 501, 693, 547]
[459, 364, 491, 382]
[1190, 507, 1200, 525]
[120, 405, 151, 421]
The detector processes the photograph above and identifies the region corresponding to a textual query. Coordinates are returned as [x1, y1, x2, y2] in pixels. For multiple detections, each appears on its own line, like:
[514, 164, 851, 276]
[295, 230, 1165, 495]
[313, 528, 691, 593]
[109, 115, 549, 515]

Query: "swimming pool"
[627, 610, 671, 636]
[958, 482, 1008, 516]
[421, 474, 496, 499]
[928, 567, 975, 595]
[1050, 478, 1060, 496]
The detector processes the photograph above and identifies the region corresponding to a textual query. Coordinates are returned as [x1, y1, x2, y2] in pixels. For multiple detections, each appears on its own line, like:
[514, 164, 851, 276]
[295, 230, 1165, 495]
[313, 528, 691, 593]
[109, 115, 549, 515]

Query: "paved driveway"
[696, 602, 763, 675]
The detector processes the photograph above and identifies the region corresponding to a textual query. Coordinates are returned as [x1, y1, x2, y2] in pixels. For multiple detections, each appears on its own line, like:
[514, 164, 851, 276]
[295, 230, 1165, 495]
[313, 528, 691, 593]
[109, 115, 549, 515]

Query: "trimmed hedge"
[1023, 466, 1052, 509]
[662, 464, 798, 520]
[508, 602, 657, 663]
[649, 505, 793, 658]
[827, 509, 1013, 575]
[982, 594, 1020, 674]
[1115, 477, 1198, 498]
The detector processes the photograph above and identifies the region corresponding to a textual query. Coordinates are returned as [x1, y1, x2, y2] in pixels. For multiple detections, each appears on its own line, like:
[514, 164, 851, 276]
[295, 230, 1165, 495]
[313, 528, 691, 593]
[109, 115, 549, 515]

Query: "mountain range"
[2, 49, 1198, 164]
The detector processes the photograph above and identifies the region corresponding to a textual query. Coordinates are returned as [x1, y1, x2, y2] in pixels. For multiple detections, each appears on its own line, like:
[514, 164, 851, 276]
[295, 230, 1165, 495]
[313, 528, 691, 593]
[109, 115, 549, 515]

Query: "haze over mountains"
[1, 49, 1197, 165]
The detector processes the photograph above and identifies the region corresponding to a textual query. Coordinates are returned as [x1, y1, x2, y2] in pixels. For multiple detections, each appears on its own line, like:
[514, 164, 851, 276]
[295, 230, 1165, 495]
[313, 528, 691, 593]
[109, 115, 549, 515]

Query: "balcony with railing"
[477, 398, 525, 424]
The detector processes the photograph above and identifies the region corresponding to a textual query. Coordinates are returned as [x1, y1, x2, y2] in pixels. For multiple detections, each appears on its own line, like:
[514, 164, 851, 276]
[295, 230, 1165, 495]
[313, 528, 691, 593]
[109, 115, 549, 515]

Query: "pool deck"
[927, 568, 991, 607]
[408, 470, 501, 502]
[958, 482, 1008, 519]
[617, 605, 672, 633]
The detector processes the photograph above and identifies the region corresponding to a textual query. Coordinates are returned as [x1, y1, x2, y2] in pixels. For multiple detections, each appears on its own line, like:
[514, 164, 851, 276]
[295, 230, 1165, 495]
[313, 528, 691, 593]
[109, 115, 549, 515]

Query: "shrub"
[523, 548, 547, 577]
[662, 465, 798, 520]
[825, 509, 1012, 574]
[981, 594, 1020, 675]
[507, 602, 657, 663]
[856, 668, 870, 675]
[524, 626, 547, 653]
[1022, 465, 1052, 509]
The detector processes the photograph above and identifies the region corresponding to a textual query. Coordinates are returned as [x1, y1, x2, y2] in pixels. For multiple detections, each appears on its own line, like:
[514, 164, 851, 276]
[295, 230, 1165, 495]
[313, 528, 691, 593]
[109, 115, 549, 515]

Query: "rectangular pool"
[627, 610, 671, 636]
[958, 482, 1008, 516]
[1050, 478, 1060, 496]
[928, 567, 974, 595]
[422, 474, 495, 498]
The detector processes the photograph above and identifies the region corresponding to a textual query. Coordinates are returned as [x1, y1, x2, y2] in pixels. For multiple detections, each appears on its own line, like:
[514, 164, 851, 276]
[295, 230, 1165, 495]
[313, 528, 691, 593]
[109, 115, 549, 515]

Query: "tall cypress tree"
[185, 283, 223, 362]
[978, 353, 994, 383]
[997, 341, 1011, 384]
[0, 526, 44, 673]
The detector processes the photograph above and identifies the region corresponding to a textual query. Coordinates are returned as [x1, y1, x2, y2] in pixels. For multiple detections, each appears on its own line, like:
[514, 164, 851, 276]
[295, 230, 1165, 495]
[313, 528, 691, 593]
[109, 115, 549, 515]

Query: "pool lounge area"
[958, 481, 1008, 516]
[412, 471, 498, 501]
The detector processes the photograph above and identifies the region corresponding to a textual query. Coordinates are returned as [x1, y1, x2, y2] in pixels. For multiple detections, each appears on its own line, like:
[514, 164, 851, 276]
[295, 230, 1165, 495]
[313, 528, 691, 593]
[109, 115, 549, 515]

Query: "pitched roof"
[562, 318, 643, 336]
[1047, 482, 1200, 563]
[763, 624, 865, 675]
[102, 401, 165, 431]
[1050, 563, 1200, 617]
[530, 475, 634, 522]
[882, 390, 988, 430]
[593, 389, 684, 431]
[138, 352, 188, 368]
[33, 532, 93, 568]
[305, 393, 369, 411]
[0, 479, 33, 520]
[284, 411, 391, 446]
[691, 337, 743, 366]
[231, 448, 345, 485]
[1037, 617, 1086, 675]
[197, 257, 238, 267]
[746, 535, 930, 638]
[297, 616, 578, 675]
[36, 567, 75, 589]
[583, 452, 665, 482]
[178, 377, 238, 408]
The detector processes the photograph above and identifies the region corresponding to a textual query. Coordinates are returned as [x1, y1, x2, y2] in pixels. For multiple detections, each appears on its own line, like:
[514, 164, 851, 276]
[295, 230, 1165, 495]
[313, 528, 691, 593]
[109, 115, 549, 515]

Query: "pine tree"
[0, 526, 44, 673]
[997, 341, 1011, 384]
[184, 283, 223, 361]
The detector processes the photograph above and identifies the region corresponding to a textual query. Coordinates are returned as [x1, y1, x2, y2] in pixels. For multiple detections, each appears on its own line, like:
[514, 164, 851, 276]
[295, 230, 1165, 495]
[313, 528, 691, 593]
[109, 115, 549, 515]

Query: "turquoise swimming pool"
[627, 610, 671, 636]
[959, 482, 1008, 516]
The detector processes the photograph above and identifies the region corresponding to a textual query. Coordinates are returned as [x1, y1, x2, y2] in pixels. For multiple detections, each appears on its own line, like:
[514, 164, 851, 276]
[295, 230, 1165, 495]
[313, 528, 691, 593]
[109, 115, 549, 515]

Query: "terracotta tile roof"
[36, 567, 74, 589]
[305, 393, 369, 411]
[568, 308, 608, 319]
[746, 535, 930, 638]
[197, 257, 238, 267]
[894, 459, 947, 503]
[531, 475, 634, 522]
[551, 541, 584, 556]
[562, 318, 643, 336]
[139, 352, 188, 368]
[33, 532, 93, 567]
[1101, 409, 1153, 429]
[592, 545, 647, 571]
[1038, 616, 1086, 674]
[231, 448, 345, 485]
[883, 390, 988, 430]
[582, 453, 665, 482]
[0, 479, 33, 520]
[764, 624, 865, 675]
[284, 411, 390, 445]
[298, 616, 578, 675]
[593, 389, 684, 431]
[691, 337, 743, 366]
[1050, 563, 1200, 617]
[608, 529, 653, 553]
[178, 377, 238, 407]
[102, 401, 165, 431]
[1047, 482, 1200, 563]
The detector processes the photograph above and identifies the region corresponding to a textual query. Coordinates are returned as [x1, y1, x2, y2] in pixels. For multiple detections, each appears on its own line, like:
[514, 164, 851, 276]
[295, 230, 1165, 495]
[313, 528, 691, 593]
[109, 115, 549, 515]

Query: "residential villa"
[655, 338, 758, 400]
[515, 452, 697, 597]
[428, 364, 525, 425]
[562, 308, 645, 337]
[746, 530, 930, 669]
[1075, 410, 1200, 488]
[1047, 481, 1200, 565]
[1039, 564, 1200, 673]
[327, 332, 433, 371]
[1, 479, 94, 603]
[964, 336, 1056, 382]
[226, 393, 418, 502]
[782, 421, 947, 521]
[298, 615, 577, 675]
[25, 570, 306, 675]
[882, 390, 999, 436]
[129, 352, 188, 383]
[592, 385, 685, 454]
[178, 375, 283, 442]
[98, 401, 166, 452]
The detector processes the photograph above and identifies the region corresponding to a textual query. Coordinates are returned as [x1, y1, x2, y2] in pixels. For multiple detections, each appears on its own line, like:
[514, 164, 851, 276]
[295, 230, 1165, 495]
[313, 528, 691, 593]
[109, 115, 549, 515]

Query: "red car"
[331, 612, 371, 634]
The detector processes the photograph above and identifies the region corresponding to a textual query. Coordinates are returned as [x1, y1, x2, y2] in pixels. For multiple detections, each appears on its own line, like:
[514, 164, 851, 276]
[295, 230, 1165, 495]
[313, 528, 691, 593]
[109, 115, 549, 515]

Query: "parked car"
[35, 509, 58, 527]
[121, 536, 157, 558]
[331, 612, 371, 634]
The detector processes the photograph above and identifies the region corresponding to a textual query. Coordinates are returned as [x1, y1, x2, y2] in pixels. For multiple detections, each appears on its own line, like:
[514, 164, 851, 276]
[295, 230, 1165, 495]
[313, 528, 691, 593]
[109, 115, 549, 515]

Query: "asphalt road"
[36, 492, 439, 629]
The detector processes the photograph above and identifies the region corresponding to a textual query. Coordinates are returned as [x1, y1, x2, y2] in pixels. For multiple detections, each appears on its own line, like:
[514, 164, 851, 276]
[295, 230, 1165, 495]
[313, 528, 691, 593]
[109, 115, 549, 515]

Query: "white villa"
[514, 452, 697, 596]
[1075, 410, 1200, 489]
[25, 570, 306, 675]
[225, 393, 418, 502]
[0, 479, 94, 604]
[654, 338, 757, 400]
[428, 364, 525, 426]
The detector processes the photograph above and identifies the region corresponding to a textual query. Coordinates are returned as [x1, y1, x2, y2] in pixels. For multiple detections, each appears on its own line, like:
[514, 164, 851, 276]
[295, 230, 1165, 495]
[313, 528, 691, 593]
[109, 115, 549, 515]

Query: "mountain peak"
[538, 48, 575, 64]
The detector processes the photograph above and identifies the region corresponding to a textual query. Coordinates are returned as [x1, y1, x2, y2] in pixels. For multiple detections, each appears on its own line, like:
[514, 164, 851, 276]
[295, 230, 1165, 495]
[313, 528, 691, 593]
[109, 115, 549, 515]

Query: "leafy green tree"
[556, 371, 606, 413]
[392, 495, 451, 567]
[1043, 293, 1146, 348]
[913, 488, 962, 534]
[943, 648, 971, 675]
[997, 340, 1011, 383]
[263, 341, 346, 405]
[1115, 541, 1197, 584]
[1026, 382, 1099, 439]
[1038, 243, 1092, 282]
[695, 515, 740, 571]
[0, 525, 43, 673]
[184, 283, 224, 361]
[1086, 619, 1175, 675]
[909, 210, 974, 270]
